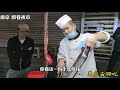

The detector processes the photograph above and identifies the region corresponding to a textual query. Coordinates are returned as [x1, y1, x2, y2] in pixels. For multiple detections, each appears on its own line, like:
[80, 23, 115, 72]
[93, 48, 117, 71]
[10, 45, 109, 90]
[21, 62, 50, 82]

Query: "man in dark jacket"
[6, 23, 34, 78]
[107, 27, 120, 78]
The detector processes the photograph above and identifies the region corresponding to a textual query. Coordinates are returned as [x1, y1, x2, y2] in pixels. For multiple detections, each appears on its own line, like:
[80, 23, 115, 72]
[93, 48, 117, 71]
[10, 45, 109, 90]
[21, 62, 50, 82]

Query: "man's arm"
[7, 38, 16, 59]
[86, 31, 110, 49]
[26, 39, 34, 56]
[57, 41, 66, 68]
[113, 27, 120, 41]
[95, 31, 110, 43]
[21, 39, 34, 57]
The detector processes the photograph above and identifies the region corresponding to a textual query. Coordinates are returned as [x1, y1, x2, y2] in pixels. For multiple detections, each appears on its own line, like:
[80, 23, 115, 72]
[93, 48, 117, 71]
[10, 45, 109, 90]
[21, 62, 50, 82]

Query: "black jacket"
[7, 36, 34, 70]
[113, 27, 120, 49]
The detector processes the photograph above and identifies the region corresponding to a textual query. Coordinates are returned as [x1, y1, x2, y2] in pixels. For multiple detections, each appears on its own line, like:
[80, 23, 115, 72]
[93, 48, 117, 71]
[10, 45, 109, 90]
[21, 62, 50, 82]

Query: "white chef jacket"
[57, 31, 110, 78]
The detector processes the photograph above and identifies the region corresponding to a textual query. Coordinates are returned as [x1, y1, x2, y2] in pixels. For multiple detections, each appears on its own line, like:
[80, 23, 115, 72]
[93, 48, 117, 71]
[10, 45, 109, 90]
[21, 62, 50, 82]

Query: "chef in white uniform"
[55, 14, 110, 78]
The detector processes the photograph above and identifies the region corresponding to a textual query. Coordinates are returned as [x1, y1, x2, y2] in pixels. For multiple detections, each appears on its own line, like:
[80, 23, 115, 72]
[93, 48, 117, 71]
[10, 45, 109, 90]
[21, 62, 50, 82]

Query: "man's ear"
[73, 23, 76, 29]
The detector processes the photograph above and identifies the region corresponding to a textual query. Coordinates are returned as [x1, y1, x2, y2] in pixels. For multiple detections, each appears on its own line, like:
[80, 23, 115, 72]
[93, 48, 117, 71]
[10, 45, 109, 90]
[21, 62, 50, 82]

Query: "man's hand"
[86, 34, 97, 49]
[57, 58, 65, 71]
[27, 47, 32, 50]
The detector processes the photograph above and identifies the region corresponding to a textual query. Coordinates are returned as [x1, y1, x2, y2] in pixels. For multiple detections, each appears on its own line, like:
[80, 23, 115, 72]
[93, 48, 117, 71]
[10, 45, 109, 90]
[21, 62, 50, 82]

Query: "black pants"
[106, 49, 120, 78]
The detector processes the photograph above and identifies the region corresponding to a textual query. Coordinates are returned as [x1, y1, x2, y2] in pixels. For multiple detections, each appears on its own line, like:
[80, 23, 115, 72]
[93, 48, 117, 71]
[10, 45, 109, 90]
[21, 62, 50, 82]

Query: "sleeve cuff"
[57, 53, 66, 62]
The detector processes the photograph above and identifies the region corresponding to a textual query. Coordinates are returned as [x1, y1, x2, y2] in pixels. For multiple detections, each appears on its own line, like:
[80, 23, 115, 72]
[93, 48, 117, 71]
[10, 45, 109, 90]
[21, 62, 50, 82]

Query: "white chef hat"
[55, 14, 72, 29]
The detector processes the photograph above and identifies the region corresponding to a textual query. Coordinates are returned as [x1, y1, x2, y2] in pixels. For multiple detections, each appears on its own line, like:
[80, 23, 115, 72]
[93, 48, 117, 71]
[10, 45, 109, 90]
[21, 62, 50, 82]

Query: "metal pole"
[44, 12, 48, 78]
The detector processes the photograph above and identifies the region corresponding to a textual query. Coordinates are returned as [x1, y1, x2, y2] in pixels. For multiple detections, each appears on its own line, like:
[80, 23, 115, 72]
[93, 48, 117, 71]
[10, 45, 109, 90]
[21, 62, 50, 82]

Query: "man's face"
[61, 23, 76, 36]
[18, 29, 29, 39]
